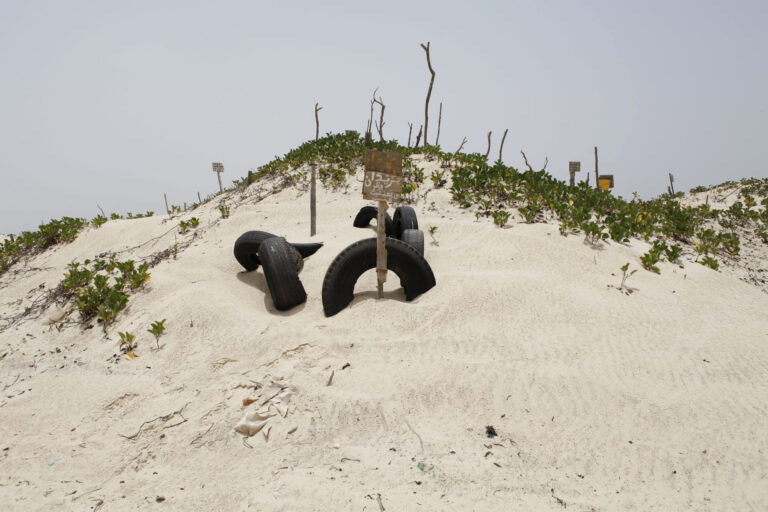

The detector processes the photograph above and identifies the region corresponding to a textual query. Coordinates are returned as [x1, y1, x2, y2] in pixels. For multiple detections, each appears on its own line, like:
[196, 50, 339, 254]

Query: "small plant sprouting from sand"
[148, 319, 167, 350]
[118, 331, 138, 359]
[178, 217, 200, 234]
[430, 169, 446, 188]
[492, 209, 511, 228]
[640, 243, 663, 274]
[219, 202, 231, 219]
[619, 263, 637, 292]
[428, 225, 439, 246]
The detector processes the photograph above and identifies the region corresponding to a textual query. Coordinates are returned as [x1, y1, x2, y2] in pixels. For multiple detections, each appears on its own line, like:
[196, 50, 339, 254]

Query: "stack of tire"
[233, 231, 322, 311]
[321, 205, 435, 317]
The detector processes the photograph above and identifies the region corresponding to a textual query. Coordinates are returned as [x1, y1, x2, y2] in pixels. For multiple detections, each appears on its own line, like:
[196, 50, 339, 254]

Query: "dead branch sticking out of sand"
[521, 150, 534, 172]
[454, 137, 468, 159]
[373, 94, 385, 141]
[499, 128, 508, 162]
[420, 41, 435, 147]
[119, 402, 190, 440]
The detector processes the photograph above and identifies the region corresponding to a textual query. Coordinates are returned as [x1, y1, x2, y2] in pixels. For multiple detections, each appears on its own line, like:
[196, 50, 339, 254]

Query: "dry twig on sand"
[119, 402, 190, 440]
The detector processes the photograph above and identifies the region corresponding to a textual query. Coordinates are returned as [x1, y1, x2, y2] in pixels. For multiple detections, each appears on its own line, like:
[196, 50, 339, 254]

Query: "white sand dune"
[1, 162, 767, 511]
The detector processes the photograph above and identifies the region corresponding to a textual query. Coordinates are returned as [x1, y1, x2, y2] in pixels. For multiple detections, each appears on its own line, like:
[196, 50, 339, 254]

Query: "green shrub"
[699, 256, 719, 270]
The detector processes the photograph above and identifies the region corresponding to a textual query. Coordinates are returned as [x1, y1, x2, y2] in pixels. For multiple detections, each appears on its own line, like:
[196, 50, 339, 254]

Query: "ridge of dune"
[1, 158, 767, 510]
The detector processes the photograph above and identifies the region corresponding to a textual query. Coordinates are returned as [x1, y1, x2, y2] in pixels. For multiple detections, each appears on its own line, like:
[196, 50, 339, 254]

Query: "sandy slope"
[1, 163, 767, 511]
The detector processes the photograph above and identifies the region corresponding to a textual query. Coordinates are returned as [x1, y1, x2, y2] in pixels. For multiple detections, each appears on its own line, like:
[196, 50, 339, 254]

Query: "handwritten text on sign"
[363, 171, 404, 202]
[362, 149, 403, 201]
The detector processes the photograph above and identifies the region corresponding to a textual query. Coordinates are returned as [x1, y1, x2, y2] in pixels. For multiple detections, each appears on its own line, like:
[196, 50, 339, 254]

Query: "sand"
[1, 160, 767, 511]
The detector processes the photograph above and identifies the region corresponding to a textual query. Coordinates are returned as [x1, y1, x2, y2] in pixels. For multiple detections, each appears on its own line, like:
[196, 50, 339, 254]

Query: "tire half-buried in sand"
[321, 237, 436, 317]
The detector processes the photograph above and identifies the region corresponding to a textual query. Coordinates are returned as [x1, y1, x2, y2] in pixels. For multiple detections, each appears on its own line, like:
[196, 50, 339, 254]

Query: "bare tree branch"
[436, 102, 443, 146]
[498, 129, 508, 162]
[542, 156, 548, 171]
[314, 103, 322, 141]
[414, 125, 423, 148]
[485, 131, 492, 159]
[420, 42, 435, 147]
[453, 136, 468, 158]
[373, 94, 385, 142]
[407, 123, 413, 148]
[365, 88, 378, 144]
[521, 150, 534, 172]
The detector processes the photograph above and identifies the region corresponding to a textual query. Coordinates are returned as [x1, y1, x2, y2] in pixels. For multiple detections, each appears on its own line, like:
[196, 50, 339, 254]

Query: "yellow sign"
[598, 174, 614, 190]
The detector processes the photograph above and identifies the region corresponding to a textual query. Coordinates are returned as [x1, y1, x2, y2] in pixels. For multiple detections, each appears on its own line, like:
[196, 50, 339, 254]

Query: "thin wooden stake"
[164, 193, 170, 215]
[436, 102, 443, 146]
[594, 146, 599, 190]
[376, 201, 388, 298]
[311, 164, 317, 236]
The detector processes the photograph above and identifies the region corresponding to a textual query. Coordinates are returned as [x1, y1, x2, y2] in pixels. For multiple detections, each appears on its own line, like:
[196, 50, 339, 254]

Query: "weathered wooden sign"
[212, 162, 225, 193]
[569, 161, 581, 186]
[364, 150, 403, 176]
[361, 149, 404, 298]
[362, 150, 403, 202]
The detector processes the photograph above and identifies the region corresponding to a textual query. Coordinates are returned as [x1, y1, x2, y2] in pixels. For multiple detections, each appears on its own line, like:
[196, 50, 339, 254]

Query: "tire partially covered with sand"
[401, 229, 424, 256]
[258, 237, 307, 311]
[234, 230, 322, 272]
[353, 206, 393, 236]
[321, 237, 436, 317]
[392, 206, 418, 239]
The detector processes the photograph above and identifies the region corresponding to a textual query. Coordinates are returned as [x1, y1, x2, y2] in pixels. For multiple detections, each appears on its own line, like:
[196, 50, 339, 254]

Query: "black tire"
[258, 237, 307, 311]
[401, 229, 424, 256]
[322, 237, 436, 317]
[392, 206, 418, 239]
[234, 230, 323, 271]
[353, 206, 393, 236]
[290, 245, 304, 272]
[291, 242, 324, 259]
[234, 231, 277, 271]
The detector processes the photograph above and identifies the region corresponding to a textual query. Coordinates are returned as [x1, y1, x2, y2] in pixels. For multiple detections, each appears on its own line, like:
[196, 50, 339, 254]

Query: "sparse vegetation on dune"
[2, 131, 766, 285]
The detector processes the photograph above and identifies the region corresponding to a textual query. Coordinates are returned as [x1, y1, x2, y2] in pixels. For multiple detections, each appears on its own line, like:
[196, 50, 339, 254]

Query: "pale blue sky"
[1, 0, 766, 234]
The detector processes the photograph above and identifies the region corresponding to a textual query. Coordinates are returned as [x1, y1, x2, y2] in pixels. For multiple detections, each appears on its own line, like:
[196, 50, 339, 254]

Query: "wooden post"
[197, 192, 202, 204]
[436, 102, 443, 146]
[164, 193, 170, 215]
[362, 150, 402, 300]
[376, 200, 388, 298]
[212, 163, 224, 194]
[310, 164, 317, 236]
[594, 147, 599, 190]
[247, 170, 253, 186]
[311, 104, 321, 237]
